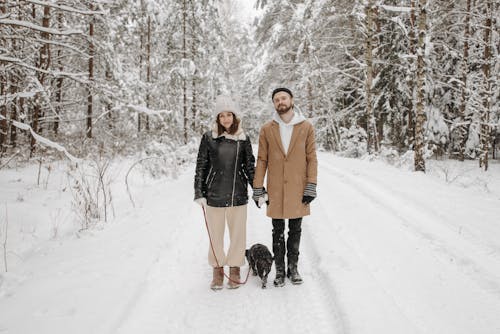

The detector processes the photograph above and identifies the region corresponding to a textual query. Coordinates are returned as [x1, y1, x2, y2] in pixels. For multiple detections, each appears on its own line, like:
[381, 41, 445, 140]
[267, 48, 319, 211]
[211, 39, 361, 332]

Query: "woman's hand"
[194, 197, 207, 208]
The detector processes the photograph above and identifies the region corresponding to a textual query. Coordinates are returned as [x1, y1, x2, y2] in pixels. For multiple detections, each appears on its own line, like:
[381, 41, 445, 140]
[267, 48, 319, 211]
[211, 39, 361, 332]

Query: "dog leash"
[202, 206, 251, 285]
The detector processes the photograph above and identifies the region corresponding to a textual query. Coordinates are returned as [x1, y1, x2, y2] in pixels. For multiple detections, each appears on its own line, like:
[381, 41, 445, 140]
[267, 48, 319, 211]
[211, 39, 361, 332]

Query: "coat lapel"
[271, 121, 287, 156]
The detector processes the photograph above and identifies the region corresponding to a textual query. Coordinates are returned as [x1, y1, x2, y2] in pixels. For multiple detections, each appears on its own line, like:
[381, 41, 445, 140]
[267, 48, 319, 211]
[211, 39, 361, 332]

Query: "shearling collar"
[211, 122, 247, 141]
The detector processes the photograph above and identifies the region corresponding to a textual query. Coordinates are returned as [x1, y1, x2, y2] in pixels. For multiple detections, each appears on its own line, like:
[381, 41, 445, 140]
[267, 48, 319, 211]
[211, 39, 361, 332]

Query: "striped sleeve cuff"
[252, 187, 266, 201]
[303, 183, 317, 197]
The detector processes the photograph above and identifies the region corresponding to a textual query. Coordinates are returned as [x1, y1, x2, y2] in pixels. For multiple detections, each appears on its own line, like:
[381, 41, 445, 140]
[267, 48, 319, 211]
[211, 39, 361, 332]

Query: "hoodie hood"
[273, 107, 306, 126]
[272, 106, 307, 155]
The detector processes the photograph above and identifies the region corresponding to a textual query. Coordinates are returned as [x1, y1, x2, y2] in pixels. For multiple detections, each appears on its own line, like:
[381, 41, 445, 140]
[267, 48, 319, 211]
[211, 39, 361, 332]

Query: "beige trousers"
[205, 205, 247, 267]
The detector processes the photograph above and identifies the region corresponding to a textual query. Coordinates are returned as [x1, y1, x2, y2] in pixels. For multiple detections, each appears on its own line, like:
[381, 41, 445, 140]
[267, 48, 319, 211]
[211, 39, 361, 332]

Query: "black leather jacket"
[194, 130, 255, 207]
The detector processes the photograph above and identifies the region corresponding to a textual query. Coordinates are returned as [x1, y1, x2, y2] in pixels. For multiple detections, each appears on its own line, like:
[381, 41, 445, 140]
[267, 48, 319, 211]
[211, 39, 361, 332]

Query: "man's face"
[273, 92, 293, 114]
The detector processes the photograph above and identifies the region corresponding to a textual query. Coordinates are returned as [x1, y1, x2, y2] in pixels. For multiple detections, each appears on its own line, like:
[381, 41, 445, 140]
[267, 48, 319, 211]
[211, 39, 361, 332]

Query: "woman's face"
[218, 111, 234, 130]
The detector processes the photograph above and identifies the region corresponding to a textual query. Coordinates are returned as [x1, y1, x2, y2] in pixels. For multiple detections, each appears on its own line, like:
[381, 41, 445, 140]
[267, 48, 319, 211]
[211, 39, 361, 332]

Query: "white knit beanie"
[214, 95, 240, 118]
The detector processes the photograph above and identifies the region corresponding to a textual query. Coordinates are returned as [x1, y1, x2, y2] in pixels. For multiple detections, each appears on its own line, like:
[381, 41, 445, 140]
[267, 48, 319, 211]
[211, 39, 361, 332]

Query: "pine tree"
[414, 0, 427, 172]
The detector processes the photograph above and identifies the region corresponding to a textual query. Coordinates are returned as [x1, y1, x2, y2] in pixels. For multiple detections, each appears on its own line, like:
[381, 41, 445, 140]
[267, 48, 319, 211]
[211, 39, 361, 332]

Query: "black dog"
[246, 243, 274, 289]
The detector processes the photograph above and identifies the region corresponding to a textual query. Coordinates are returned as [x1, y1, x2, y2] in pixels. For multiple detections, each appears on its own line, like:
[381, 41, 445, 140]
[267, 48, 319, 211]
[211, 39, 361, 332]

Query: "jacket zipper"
[205, 166, 213, 185]
[231, 141, 240, 206]
[208, 172, 216, 189]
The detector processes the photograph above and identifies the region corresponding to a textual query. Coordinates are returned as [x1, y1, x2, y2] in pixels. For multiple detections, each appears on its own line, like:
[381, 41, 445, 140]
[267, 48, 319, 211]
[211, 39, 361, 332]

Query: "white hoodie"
[273, 108, 306, 155]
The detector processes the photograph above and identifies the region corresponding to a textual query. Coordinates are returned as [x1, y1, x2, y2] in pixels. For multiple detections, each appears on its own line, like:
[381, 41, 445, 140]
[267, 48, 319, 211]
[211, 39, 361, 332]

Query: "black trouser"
[272, 218, 302, 270]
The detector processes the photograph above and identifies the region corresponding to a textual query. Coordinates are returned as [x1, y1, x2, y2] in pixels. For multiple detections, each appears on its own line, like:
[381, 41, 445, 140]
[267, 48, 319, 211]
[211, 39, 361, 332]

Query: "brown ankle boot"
[210, 267, 224, 290]
[228, 267, 241, 289]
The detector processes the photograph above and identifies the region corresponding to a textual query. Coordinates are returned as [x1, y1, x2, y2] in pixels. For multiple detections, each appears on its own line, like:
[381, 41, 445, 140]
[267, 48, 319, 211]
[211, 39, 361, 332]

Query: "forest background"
[0, 0, 498, 173]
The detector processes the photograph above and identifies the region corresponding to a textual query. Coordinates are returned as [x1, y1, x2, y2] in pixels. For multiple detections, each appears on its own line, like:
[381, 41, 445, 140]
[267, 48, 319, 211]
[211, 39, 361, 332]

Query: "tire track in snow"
[320, 162, 500, 299]
[108, 172, 195, 333]
[301, 223, 349, 334]
[308, 191, 423, 334]
[317, 161, 500, 333]
[115, 212, 344, 334]
[335, 163, 500, 258]
[112, 172, 345, 334]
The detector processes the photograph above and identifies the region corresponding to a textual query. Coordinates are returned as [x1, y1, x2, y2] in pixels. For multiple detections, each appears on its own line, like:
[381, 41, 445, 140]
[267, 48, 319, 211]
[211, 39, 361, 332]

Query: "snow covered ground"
[0, 153, 499, 334]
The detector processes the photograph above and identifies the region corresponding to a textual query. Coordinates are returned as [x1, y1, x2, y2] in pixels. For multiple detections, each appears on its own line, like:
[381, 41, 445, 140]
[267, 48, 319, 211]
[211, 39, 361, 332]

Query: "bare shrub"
[67, 157, 113, 231]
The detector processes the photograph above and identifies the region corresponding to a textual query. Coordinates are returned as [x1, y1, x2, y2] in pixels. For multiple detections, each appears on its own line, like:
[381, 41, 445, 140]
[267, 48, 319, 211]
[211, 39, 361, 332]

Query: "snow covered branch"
[0, 56, 88, 84]
[0, 90, 42, 106]
[127, 105, 174, 116]
[0, 115, 80, 163]
[0, 18, 83, 35]
[380, 5, 412, 13]
[26, 0, 106, 16]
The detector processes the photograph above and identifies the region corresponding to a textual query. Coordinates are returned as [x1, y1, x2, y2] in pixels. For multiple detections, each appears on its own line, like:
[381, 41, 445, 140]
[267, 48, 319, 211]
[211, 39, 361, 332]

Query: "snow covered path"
[1, 153, 500, 334]
[314, 155, 500, 334]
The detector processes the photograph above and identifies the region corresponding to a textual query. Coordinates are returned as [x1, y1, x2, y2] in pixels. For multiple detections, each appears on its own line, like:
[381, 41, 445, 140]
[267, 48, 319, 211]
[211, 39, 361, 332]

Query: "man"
[253, 87, 318, 287]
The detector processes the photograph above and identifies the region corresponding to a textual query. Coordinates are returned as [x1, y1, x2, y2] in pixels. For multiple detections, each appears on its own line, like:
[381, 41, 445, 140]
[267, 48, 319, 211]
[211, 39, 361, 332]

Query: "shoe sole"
[210, 285, 223, 291]
[287, 273, 303, 285]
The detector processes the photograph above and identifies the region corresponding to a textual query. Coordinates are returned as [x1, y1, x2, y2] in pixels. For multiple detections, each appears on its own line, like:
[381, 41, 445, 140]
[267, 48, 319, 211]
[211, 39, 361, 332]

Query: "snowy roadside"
[0, 153, 499, 334]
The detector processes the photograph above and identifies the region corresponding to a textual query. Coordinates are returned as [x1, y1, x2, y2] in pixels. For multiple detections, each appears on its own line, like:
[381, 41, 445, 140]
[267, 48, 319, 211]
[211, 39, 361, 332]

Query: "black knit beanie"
[271, 87, 293, 100]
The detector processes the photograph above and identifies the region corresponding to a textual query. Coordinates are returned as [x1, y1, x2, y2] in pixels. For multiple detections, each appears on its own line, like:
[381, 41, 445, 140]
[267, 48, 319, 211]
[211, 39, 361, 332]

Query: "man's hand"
[302, 183, 316, 204]
[302, 195, 314, 204]
[252, 187, 267, 208]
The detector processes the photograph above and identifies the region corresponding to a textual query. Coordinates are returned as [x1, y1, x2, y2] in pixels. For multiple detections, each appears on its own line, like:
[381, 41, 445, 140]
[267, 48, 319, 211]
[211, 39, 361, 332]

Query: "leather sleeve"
[194, 133, 210, 200]
[244, 136, 256, 187]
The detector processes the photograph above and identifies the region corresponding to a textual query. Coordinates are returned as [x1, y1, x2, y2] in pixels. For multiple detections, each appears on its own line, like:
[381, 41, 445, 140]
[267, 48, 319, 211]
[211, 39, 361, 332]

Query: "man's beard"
[276, 103, 293, 114]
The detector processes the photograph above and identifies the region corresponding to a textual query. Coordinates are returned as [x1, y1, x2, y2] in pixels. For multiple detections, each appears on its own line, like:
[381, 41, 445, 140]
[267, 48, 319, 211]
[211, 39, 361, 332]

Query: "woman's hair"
[216, 113, 240, 136]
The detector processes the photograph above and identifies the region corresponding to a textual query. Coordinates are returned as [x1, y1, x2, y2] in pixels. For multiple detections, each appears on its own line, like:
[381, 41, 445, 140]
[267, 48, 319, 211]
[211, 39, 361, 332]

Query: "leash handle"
[202, 206, 251, 285]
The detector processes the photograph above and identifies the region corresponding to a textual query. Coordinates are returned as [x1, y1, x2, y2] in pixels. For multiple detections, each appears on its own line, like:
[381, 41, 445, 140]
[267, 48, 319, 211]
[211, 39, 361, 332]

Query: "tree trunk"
[146, 14, 151, 131]
[457, 0, 471, 161]
[106, 65, 113, 129]
[0, 83, 6, 153]
[0, 3, 6, 153]
[9, 72, 17, 148]
[406, 0, 416, 149]
[54, 10, 64, 136]
[31, 5, 51, 155]
[479, 0, 492, 171]
[365, 0, 379, 154]
[182, 0, 188, 144]
[11, 0, 23, 149]
[190, 0, 197, 133]
[138, 20, 143, 133]
[414, 0, 427, 172]
[87, 4, 94, 139]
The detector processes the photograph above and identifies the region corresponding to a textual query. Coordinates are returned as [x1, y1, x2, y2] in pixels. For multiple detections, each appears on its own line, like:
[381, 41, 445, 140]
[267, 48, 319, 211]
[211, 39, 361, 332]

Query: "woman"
[194, 95, 255, 290]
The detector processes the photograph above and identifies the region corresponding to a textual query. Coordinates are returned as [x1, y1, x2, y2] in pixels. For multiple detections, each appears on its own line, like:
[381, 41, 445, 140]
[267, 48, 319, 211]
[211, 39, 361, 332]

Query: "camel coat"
[253, 118, 318, 219]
